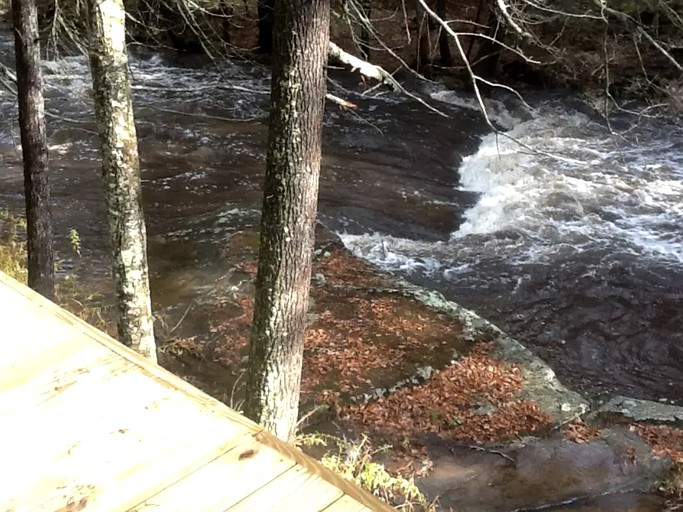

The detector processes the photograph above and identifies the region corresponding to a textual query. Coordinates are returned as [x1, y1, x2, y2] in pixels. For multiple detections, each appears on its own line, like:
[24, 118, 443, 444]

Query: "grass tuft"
[0, 210, 27, 283]
[297, 433, 436, 511]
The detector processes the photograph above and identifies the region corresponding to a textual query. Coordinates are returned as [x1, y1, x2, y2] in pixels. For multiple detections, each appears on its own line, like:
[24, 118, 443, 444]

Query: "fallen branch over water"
[328, 42, 400, 92]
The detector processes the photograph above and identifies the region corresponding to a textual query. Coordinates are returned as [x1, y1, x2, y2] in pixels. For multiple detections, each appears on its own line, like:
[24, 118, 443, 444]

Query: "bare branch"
[329, 41, 401, 92]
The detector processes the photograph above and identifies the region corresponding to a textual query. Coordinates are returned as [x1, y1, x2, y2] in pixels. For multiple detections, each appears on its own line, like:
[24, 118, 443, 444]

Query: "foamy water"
[343, 95, 683, 270]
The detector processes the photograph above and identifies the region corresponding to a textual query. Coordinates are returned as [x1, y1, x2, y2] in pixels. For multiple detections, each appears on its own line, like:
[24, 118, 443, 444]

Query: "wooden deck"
[0, 271, 394, 512]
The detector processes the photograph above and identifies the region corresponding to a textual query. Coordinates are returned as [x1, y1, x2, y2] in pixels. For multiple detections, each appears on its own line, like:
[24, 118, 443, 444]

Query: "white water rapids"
[341, 91, 683, 403]
[343, 92, 683, 271]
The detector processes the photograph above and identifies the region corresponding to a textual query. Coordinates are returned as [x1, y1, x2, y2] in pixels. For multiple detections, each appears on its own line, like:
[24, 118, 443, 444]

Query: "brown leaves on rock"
[632, 424, 683, 464]
[207, 239, 553, 446]
[302, 289, 463, 402]
[340, 345, 554, 444]
[563, 418, 601, 444]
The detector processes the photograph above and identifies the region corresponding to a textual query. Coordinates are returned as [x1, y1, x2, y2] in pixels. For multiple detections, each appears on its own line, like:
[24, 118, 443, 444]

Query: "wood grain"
[322, 494, 376, 512]
[132, 433, 297, 511]
[0, 271, 392, 512]
[227, 465, 344, 511]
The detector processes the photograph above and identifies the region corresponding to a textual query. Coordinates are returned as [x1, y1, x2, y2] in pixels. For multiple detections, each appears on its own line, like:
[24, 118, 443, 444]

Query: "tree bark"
[245, 0, 330, 442]
[414, 1, 433, 73]
[257, 0, 274, 55]
[86, 0, 157, 362]
[12, 0, 55, 299]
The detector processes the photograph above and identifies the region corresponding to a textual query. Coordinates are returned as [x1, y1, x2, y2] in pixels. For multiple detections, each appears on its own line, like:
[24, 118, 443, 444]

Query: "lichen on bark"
[245, 0, 331, 442]
[86, 0, 156, 362]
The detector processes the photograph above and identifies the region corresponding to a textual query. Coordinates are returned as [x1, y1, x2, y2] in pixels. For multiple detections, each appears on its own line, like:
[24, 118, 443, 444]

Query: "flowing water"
[343, 91, 683, 406]
[0, 31, 681, 411]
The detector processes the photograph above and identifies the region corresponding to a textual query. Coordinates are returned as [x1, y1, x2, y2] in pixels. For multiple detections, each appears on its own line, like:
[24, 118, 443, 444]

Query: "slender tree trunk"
[359, 0, 371, 59]
[220, 0, 233, 44]
[245, 0, 330, 442]
[466, 0, 487, 61]
[414, 1, 432, 74]
[86, 0, 157, 362]
[436, 0, 453, 67]
[12, 0, 55, 299]
[257, 0, 274, 55]
[471, 3, 503, 89]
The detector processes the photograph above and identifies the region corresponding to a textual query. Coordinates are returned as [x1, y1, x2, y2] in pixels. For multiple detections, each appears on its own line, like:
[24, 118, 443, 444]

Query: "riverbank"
[155, 224, 683, 510]
[3, 199, 682, 509]
[3, 0, 682, 103]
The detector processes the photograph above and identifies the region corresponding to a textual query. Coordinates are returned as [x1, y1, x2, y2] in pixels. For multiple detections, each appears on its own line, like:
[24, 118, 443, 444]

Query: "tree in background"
[257, 0, 274, 55]
[86, 0, 157, 362]
[12, 0, 55, 299]
[245, 0, 331, 442]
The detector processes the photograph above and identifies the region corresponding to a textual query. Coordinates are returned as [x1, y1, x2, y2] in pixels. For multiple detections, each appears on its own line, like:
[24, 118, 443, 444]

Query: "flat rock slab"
[398, 281, 590, 423]
[597, 396, 683, 426]
[418, 429, 671, 512]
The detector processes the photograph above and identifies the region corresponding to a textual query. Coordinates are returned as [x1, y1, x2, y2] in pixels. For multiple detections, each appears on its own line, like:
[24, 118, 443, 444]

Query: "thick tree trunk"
[257, 0, 274, 55]
[12, 0, 55, 299]
[436, 0, 453, 67]
[86, 0, 157, 362]
[245, 0, 330, 442]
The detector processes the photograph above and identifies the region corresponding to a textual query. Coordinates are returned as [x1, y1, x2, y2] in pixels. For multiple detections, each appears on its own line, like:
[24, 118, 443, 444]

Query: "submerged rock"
[418, 429, 672, 512]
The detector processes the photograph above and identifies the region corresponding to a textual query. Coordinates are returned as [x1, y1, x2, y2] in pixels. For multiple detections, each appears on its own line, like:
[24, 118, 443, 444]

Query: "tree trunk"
[414, 1, 433, 74]
[436, 0, 453, 67]
[220, 0, 233, 44]
[245, 0, 330, 442]
[466, 0, 488, 61]
[12, 0, 55, 299]
[359, 0, 371, 59]
[86, 0, 157, 362]
[471, 3, 503, 89]
[257, 0, 274, 55]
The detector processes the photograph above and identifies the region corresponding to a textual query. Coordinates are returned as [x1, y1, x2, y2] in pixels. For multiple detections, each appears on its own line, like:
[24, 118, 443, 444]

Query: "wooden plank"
[227, 465, 344, 512]
[0, 272, 392, 512]
[0, 292, 84, 367]
[0, 271, 259, 433]
[322, 494, 375, 512]
[130, 434, 296, 511]
[0, 368, 252, 511]
[0, 349, 119, 415]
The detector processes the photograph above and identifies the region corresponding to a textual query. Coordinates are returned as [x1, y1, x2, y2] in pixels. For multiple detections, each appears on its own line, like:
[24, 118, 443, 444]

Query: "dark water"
[0, 35, 681, 409]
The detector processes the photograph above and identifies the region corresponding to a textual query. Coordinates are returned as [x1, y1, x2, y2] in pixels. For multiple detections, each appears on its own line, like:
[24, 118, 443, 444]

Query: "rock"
[312, 273, 326, 286]
[597, 395, 683, 426]
[418, 429, 672, 512]
[415, 365, 433, 381]
[395, 280, 590, 422]
[473, 403, 497, 416]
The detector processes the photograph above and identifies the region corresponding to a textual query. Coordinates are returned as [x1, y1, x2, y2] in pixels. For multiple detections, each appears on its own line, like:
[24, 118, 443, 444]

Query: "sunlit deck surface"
[0, 271, 393, 512]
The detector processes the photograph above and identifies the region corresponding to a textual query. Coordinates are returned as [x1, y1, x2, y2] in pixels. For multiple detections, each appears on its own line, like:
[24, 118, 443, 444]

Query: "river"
[0, 33, 681, 407]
